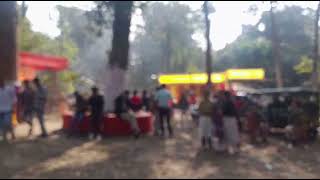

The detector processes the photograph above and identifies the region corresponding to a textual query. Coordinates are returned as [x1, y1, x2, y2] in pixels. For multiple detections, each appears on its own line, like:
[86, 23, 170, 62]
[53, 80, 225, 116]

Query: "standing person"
[246, 102, 269, 144]
[130, 90, 142, 112]
[198, 90, 214, 149]
[178, 91, 190, 129]
[20, 80, 35, 137]
[304, 96, 319, 142]
[0, 81, 16, 142]
[142, 90, 150, 112]
[155, 84, 173, 137]
[114, 90, 141, 138]
[69, 91, 87, 136]
[222, 91, 240, 155]
[88, 86, 105, 140]
[212, 94, 224, 150]
[33, 78, 48, 137]
[287, 100, 307, 145]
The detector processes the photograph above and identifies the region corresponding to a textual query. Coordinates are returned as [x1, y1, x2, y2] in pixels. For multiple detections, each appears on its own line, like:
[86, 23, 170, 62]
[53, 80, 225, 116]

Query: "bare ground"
[1, 112, 320, 179]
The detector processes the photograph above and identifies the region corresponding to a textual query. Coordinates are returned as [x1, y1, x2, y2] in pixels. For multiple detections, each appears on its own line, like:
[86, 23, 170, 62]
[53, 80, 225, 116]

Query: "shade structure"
[19, 52, 69, 72]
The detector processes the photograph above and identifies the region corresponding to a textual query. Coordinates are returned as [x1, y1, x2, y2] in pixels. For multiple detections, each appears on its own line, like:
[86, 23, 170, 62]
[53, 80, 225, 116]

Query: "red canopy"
[19, 52, 69, 71]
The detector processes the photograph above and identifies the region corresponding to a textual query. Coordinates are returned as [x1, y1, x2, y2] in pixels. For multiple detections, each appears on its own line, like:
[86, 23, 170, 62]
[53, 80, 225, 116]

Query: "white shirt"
[0, 85, 16, 112]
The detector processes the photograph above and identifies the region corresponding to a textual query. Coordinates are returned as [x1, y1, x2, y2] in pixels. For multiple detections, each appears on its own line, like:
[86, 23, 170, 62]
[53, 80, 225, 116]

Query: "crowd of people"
[68, 84, 175, 140]
[0, 78, 48, 142]
[1, 78, 319, 155]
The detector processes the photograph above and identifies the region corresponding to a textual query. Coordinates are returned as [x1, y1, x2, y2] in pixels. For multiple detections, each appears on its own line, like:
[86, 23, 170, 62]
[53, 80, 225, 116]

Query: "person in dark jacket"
[69, 91, 87, 136]
[178, 92, 190, 129]
[33, 78, 48, 138]
[88, 87, 105, 140]
[142, 90, 150, 111]
[222, 91, 240, 155]
[20, 80, 35, 137]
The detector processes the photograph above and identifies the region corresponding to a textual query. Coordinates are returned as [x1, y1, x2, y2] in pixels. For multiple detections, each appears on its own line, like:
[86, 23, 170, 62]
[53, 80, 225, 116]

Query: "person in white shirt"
[0, 81, 16, 142]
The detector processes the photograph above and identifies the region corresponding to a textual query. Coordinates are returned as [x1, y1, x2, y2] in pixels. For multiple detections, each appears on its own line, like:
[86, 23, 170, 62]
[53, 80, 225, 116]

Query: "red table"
[62, 111, 154, 136]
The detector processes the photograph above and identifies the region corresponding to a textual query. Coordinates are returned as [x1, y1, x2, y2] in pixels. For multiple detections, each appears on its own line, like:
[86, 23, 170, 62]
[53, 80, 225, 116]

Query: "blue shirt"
[0, 85, 16, 112]
[155, 89, 172, 108]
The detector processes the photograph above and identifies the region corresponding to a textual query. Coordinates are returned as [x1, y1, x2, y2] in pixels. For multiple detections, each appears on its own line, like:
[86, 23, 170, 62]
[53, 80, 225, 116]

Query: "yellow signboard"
[211, 73, 226, 83]
[158, 73, 226, 84]
[158, 68, 265, 85]
[226, 68, 265, 80]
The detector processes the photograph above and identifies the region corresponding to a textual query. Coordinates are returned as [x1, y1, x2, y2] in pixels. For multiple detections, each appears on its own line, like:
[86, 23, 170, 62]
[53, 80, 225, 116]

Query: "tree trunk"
[0, 1, 17, 84]
[204, 1, 213, 87]
[104, 1, 133, 111]
[21, 1, 28, 18]
[165, 31, 172, 73]
[312, 2, 320, 91]
[270, 2, 284, 88]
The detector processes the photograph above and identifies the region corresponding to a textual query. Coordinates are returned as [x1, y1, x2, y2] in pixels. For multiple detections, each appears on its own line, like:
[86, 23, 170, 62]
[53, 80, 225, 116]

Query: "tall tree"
[313, 2, 320, 90]
[203, 1, 213, 87]
[217, 5, 315, 87]
[0, 1, 17, 83]
[131, 2, 204, 89]
[21, 1, 27, 18]
[270, 1, 284, 88]
[92, 1, 134, 110]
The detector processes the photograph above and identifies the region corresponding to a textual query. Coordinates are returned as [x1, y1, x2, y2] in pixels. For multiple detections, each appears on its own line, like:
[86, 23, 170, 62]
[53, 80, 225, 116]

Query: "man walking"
[33, 78, 48, 137]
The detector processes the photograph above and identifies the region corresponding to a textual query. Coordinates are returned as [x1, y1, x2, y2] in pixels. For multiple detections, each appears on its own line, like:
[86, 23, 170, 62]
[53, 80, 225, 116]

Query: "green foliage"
[130, 2, 204, 88]
[294, 56, 313, 74]
[18, 14, 79, 94]
[215, 5, 317, 86]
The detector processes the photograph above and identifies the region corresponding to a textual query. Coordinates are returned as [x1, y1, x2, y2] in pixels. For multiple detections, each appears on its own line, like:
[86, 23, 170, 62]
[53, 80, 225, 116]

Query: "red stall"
[18, 52, 69, 81]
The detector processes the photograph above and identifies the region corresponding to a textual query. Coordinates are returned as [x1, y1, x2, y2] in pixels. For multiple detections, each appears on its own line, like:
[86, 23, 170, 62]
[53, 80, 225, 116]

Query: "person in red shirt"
[130, 90, 142, 112]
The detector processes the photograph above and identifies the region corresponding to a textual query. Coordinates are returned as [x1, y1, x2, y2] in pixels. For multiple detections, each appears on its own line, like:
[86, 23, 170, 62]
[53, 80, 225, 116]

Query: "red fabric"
[19, 52, 69, 71]
[130, 96, 142, 106]
[62, 115, 91, 133]
[235, 99, 243, 111]
[189, 95, 197, 105]
[62, 112, 153, 136]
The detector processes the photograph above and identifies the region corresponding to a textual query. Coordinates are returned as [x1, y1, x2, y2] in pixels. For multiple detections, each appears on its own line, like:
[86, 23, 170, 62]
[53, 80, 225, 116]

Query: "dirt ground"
[1, 112, 320, 179]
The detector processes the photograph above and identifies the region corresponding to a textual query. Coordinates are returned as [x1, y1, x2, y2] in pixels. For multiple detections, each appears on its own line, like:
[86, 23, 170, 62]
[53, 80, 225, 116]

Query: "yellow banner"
[158, 68, 265, 84]
[226, 68, 265, 80]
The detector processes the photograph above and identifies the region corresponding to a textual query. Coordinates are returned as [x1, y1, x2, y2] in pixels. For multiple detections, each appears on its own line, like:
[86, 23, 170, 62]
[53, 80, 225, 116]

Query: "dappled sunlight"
[13, 141, 109, 178]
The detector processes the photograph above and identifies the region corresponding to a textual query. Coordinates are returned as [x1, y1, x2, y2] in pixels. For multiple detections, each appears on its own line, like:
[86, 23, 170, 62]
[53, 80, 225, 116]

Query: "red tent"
[18, 52, 69, 81]
[19, 52, 69, 71]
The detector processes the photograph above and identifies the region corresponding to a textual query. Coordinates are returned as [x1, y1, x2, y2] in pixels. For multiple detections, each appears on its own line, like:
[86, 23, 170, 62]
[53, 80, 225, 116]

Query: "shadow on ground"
[1, 114, 320, 178]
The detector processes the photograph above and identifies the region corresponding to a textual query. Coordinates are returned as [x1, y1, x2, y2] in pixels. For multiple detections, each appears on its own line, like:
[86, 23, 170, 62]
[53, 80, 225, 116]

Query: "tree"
[215, 5, 316, 87]
[270, 1, 284, 88]
[0, 1, 17, 83]
[56, 5, 112, 86]
[131, 2, 204, 89]
[92, 1, 134, 111]
[17, 6, 78, 96]
[203, 1, 215, 87]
